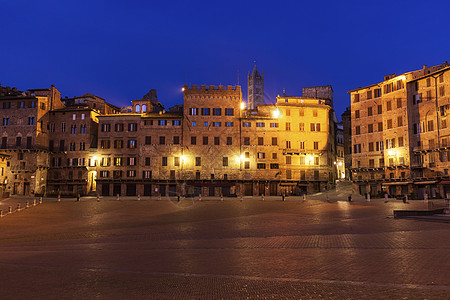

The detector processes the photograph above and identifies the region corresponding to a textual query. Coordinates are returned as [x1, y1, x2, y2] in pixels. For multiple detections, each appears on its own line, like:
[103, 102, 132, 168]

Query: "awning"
[382, 182, 412, 186]
[190, 182, 235, 187]
[414, 181, 438, 185]
[280, 182, 298, 186]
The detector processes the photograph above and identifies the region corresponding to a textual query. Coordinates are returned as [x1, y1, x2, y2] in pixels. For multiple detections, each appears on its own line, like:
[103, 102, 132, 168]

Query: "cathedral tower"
[247, 64, 264, 109]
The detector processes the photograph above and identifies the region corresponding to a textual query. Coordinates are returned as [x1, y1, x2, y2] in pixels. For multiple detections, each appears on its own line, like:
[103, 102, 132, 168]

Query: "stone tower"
[247, 64, 264, 110]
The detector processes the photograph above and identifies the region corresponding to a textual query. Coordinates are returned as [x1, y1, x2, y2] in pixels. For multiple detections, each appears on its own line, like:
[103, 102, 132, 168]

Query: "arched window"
[135, 104, 141, 113]
[142, 104, 147, 113]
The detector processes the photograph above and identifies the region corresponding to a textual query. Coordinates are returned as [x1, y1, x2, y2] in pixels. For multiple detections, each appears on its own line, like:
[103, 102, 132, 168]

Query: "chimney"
[423, 65, 427, 69]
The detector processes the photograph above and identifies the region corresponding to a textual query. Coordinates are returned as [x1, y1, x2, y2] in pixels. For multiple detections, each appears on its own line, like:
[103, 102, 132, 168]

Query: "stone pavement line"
[1, 261, 450, 292]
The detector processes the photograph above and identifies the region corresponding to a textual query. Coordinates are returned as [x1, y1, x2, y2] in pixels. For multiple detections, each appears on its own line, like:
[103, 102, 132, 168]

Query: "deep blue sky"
[2, 0, 450, 118]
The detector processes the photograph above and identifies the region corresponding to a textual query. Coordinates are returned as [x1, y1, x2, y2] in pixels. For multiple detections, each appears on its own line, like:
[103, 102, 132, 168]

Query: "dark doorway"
[144, 184, 152, 196]
[209, 186, 215, 196]
[102, 184, 110, 196]
[113, 184, 121, 196]
[126, 184, 136, 196]
[269, 182, 278, 196]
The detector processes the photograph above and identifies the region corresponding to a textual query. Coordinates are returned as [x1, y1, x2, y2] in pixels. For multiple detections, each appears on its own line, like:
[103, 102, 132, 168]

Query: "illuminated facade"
[349, 62, 450, 198]
[95, 85, 337, 197]
[0, 84, 64, 196]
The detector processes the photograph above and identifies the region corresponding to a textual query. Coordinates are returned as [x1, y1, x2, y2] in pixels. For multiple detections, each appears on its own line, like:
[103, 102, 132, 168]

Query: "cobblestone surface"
[0, 198, 449, 299]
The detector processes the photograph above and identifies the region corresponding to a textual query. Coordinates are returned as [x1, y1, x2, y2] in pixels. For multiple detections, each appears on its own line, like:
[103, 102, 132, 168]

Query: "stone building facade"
[248, 65, 264, 110]
[46, 107, 100, 196]
[0, 152, 9, 198]
[341, 107, 352, 180]
[94, 84, 337, 197]
[0, 84, 64, 196]
[349, 62, 450, 198]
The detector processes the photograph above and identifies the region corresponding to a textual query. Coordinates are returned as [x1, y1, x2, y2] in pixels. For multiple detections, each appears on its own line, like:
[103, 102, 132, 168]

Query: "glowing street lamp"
[240, 102, 245, 110]
[273, 108, 280, 118]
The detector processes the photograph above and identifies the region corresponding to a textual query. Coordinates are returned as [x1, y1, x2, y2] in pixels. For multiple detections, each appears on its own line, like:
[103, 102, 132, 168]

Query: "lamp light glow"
[273, 109, 280, 118]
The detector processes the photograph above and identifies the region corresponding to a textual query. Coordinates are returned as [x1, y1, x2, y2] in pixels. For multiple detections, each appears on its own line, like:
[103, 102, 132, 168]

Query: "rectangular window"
[286, 156, 291, 165]
[190, 108, 198, 115]
[203, 136, 208, 145]
[225, 108, 234, 116]
[214, 137, 220, 145]
[374, 88, 381, 98]
[244, 137, 250, 145]
[387, 119, 392, 129]
[115, 123, 124, 132]
[397, 116, 403, 127]
[128, 140, 137, 148]
[127, 157, 136, 166]
[101, 140, 110, 149]
[127, 170, 136, 177]
[145, 157, 151, 166]
[158, 120, 167, 126]
[203, 122, 209, 127]
[353, 94, 360, 103]
[377, 105, 382, 114]
[244, 161, 250, 169]
[426, 120, 433, 132]
[270, 123, 279, 128]
[299, 123, 304, 131]
[201, 108, 210, 115]
[355, 126, 360, 135]
[272, 137, 277, 146]
[195, 157, 201, 166]
[355, 110, 360, 119]
[314, 142, 319, 150]
[310, 123, 320, 132]
[398, 137, 404, 147]
[223, 157, 228, 167]
[143, 171, 152, 179]
[159, 136, 165, 145]
[243, 122, 251, 127]
[191, 136, 196, 145]
[378, 122, 383, 131]
[114, 140, 123, 149]
[285, 122, 291, 131]
[257, 163, 266, 169]
[368, 124, 373, 133]
[213, 108, 221, 115]
[226, 137, 232, 145]
[256, 122, 265, 127]
[72, 114, 76, 120]
[257, 152, 265, 159]
[162, 157, 168, 166]
[173, 136, 180, 144]
[173, 120, 181, 126]
[258, 137, 263, 145]
[387, 101, 392, 111]
[368, 107, 372, 116]
[369, 142, 374, 152]
[145, 136, 151, 145]
[397, 98, 402, 108]
[128, 123, 137, 131]
[270, 163, 279, 169]
[299, 141, 305, 150]
[114, 157, 123, 166]
[225, 122, 233, 127]
[213, 122, 220, 127]
[174, 157, 180, 166]
[367, 90, 372, 99]
[192, 121, 196, 127]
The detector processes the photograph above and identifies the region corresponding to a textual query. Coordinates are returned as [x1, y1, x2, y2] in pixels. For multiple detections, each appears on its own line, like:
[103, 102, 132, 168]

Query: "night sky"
[2, 0, 450, 118]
